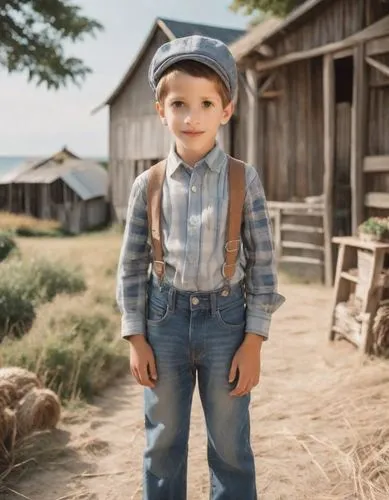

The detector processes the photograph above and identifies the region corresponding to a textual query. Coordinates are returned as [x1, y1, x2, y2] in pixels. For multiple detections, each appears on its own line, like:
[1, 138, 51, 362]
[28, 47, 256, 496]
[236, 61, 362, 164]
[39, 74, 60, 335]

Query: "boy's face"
[156, 71, 234, 158]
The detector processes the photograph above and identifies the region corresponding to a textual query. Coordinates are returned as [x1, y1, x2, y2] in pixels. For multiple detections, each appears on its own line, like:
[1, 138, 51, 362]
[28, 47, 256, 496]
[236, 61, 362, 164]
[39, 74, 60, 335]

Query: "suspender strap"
[147, 160, 167, 282]
[223, 156, 246, 282]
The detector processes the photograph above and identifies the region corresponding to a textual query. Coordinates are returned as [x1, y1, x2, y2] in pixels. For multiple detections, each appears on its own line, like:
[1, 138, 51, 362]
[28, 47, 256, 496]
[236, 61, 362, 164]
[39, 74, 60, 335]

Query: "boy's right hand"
[128, 335, 158, 388]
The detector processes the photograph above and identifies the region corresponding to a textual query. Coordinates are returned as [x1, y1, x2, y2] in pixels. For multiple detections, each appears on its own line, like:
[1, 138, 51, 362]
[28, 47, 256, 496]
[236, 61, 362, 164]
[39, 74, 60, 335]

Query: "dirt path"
[5, 281, 383, 500]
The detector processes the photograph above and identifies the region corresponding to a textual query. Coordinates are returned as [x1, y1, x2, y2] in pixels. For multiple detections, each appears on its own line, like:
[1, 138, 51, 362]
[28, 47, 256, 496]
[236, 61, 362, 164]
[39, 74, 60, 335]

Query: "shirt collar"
[166, 143, 226, 177]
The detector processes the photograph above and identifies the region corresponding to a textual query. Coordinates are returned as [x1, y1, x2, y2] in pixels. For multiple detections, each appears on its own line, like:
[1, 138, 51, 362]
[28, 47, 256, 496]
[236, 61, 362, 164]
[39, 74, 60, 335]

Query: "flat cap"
[148, 35, 237, 100]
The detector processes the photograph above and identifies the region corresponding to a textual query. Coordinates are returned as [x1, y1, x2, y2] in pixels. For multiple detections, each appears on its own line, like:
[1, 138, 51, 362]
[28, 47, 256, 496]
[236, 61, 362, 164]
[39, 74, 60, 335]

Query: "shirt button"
[191, 185, 197, 193]
[191, 297, 199, 305]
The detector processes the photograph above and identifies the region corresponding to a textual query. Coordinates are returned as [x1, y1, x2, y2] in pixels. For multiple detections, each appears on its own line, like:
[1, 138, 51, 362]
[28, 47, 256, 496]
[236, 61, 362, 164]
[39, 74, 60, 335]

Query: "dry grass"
[0, 211, 62, 236]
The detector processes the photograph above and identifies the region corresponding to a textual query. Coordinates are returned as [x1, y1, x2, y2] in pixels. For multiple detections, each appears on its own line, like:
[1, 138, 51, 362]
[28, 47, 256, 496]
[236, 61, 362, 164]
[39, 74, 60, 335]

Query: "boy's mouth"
[181, 130, 205, 137]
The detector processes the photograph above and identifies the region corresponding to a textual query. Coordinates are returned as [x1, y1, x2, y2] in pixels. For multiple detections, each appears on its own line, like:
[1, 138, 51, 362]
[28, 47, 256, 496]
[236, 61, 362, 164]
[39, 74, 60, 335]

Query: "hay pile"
[0, 367, 61, 463]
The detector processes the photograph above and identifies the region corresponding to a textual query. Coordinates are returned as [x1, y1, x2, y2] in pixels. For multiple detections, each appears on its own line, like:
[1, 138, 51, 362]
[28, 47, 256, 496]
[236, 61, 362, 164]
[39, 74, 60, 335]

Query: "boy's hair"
[156, 60, 231, 108]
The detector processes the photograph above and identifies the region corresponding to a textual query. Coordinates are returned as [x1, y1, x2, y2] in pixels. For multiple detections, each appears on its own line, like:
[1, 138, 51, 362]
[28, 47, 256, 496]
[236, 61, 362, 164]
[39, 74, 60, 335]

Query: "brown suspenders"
[146, 156, 246, 285]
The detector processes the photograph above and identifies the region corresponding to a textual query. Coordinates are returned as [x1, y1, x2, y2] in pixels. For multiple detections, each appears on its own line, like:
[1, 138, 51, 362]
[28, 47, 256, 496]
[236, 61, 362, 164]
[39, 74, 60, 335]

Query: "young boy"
[116, 35, 285, 500]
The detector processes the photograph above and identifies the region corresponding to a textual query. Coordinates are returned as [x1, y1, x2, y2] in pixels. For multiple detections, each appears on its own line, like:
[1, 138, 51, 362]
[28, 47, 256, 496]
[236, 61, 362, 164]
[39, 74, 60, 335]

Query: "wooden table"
[329, 236, 389, 353]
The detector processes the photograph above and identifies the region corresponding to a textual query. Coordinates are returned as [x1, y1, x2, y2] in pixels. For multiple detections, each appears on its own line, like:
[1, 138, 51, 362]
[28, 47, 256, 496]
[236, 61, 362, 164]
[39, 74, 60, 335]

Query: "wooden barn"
[230, 0, 389, 284]
[97, 17, 245, 222]
[0, 148, 108, 234]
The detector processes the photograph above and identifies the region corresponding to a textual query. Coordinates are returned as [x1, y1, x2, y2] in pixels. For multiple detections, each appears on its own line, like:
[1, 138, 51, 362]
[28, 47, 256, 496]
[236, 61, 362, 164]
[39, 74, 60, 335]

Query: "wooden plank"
[363, 155, 389, 173]
[350, 44, 366, 235]
[365, 55, 389, 78]
[365, 192, 389, 209]
[332, 235, 389, 251]
[255, 16, 389, 72]
[281, 223, 324, 233]
[246, 70, 259, 167]
[340, 271, 358, 283]
[267, 200, 324, 210]
[280, 255, 323, 265]
[282, 241, 324, 251]
[366, 35, 389, 56]
[323, 53, 335, 287]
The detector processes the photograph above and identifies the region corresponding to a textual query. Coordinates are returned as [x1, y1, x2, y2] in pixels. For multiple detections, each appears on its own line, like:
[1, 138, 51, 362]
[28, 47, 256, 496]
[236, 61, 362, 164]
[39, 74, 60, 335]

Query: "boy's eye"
[171, 101, 184, 108]
[202, 101, 213, 108]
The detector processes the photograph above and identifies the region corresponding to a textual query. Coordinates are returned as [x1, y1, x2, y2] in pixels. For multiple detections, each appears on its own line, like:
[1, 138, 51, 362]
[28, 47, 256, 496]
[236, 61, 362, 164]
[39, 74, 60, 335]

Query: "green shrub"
[1, 310, 128, 401]
[0, 285, 35, 341]
[0, 233, 17, 261]
[0, 258, 87, 340]
[1, 258, 86, 305]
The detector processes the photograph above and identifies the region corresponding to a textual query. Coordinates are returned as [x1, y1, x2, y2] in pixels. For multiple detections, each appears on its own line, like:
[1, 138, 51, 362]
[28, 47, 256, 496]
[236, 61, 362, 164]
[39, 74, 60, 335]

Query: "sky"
[0, 0, 250, 158]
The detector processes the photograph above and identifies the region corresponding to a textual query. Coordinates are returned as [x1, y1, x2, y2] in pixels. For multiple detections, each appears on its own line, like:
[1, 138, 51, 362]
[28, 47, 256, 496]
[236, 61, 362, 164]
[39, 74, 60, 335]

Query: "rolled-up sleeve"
[116, 172, 150, 339]
[242, 167, 285, 339]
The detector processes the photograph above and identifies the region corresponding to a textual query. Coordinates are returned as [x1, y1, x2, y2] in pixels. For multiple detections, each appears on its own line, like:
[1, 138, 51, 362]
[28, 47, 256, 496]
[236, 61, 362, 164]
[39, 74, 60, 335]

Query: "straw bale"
[0, 381, 17, 409]
[0, 367, 41, 400]
[16, 388, 61, 437]
[0, 408, 16, 444]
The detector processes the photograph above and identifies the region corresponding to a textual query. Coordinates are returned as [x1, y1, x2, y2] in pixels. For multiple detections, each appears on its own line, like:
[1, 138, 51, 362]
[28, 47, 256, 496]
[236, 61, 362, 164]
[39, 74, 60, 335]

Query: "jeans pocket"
[147, 293, 170, 325]
[216, 298, 246, 329]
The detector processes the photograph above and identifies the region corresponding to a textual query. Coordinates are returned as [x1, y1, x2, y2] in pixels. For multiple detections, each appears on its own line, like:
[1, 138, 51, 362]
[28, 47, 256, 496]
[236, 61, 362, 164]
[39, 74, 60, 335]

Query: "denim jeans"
[143, 278, 257, 500]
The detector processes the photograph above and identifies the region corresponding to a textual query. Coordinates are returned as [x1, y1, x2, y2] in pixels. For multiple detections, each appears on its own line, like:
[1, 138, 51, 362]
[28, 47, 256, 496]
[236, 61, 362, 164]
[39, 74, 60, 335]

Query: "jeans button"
[191, 297, 199, 305]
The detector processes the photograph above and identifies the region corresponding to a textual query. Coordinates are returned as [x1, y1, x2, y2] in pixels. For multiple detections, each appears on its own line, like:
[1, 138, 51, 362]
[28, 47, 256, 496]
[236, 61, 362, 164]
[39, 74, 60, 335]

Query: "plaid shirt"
[116, 145, 285, 339]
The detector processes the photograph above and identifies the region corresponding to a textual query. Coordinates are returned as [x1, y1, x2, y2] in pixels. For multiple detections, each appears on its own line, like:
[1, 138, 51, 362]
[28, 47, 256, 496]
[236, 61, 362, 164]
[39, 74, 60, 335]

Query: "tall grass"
[0, 212, 63, 237]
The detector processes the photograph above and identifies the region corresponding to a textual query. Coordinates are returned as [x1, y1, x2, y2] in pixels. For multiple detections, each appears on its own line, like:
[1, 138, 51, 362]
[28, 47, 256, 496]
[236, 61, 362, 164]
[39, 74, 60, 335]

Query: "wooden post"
[323, 54, 335, 286]
[350, 43, 367, 235]
[246, 69, 259, 167]
[25, 184, 31, 214]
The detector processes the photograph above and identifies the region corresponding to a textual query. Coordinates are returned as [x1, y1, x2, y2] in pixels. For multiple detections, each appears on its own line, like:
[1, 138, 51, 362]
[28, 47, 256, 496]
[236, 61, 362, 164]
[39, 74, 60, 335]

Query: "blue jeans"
[143, 278, 257, 500]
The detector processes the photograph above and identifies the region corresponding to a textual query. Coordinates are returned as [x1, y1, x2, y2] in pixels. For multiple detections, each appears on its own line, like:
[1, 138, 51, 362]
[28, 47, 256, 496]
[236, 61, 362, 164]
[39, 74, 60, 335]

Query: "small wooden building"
[230, 0, 389, 284]
[97, 17, 245, 222]
[0, 148, 108, 234]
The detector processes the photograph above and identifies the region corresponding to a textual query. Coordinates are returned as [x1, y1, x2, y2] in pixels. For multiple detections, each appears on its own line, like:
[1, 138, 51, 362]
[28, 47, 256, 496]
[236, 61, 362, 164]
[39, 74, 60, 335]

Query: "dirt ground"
[4, 279, 389, 500]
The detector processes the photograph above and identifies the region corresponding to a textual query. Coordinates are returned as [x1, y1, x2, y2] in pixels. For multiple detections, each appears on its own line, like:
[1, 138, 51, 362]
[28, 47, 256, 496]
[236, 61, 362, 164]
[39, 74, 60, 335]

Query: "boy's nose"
[184, 113, 200, 126]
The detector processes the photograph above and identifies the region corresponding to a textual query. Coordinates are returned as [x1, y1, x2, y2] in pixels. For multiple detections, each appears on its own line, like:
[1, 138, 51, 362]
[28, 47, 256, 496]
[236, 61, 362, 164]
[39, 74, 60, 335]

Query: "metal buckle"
[224, 240, 240, 253]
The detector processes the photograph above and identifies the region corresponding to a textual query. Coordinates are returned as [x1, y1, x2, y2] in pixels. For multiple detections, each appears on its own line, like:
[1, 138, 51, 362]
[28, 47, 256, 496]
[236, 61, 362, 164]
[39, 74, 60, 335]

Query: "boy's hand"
[229, 333, 264, 397]
[128, 335, 158, 388]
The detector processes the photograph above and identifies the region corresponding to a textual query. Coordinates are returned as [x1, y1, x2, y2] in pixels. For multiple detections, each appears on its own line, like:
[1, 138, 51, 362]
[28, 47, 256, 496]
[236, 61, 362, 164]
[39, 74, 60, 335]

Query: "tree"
[230, 0, 306, 17]
[0, 0, 103, 89]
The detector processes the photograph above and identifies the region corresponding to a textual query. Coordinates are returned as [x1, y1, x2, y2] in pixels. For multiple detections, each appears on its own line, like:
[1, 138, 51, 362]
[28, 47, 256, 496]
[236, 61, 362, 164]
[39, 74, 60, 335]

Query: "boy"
[116, 35, 285, 500]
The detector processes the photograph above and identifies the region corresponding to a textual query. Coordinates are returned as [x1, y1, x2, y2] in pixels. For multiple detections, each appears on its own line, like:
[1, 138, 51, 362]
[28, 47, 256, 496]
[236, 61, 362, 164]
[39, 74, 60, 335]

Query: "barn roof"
[12, 159, 108, 201]
[96, 17, 246, 110]
[229, 0, 334, 62]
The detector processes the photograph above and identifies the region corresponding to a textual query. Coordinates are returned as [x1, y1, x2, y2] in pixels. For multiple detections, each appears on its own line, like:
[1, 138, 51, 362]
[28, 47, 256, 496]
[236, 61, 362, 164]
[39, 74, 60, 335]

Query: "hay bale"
[373, 305, 389, 352]
[16, 388, 61, 437]
[0, 408, 16, 444]
[0, 380, 17, 409]
[0, 367, 41, 400]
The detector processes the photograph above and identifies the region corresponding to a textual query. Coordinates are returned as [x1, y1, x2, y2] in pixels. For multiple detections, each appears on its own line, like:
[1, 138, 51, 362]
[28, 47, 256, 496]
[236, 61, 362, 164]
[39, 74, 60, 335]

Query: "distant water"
[0, 155, 108, 177]
[0, 156, 35, 176]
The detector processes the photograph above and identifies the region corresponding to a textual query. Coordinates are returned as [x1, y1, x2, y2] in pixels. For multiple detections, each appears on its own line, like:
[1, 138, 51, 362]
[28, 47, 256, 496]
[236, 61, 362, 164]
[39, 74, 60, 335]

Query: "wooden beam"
[323, 53, 335, 287]
[350, 45, 367, 235]
[366, 35, 389, 56]
[365, 55, 389, 78]
[363, 156, 389, 173]
[255, 16, 389, 72]
[365, 192, 389, 209]
[246, 69, 259, 167]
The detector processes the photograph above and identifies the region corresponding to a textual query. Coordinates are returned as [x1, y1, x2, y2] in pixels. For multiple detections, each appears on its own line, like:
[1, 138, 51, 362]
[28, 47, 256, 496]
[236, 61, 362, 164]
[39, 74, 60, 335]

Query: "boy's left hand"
[229, 333, 264, 397]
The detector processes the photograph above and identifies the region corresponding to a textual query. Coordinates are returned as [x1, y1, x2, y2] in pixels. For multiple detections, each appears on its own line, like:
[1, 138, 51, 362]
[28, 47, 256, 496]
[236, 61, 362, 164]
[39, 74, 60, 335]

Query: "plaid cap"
[148, 35, 237, 100]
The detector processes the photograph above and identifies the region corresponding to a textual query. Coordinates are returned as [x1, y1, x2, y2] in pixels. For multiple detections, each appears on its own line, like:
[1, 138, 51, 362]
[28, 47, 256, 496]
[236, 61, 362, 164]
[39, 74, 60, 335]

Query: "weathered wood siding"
[256, 58, 324, 201]
[271, 0, 389, 57]
[109, 28, 172, 221]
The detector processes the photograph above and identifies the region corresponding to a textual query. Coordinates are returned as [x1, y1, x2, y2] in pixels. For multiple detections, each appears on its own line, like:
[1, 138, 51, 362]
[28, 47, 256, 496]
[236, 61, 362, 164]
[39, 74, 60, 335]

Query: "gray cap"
[148, 35, 237, 100]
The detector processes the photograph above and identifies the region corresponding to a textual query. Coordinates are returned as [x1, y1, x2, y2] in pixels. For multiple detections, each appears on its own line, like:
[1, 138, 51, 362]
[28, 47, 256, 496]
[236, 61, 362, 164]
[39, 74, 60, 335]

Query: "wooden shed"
[230, 0, 389, 284]
[97, 18, 245, 222]
[0, 148, 108, 234]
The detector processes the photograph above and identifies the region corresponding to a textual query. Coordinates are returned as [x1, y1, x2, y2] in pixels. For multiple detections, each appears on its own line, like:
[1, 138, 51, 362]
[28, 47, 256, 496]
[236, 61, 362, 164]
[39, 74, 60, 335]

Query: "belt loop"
[168, 287, 176, 312]
[210, 292, 217, 316]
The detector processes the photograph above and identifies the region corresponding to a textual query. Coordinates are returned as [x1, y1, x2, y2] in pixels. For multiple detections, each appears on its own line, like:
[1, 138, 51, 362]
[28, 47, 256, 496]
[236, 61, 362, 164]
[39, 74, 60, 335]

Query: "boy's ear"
[221, 101, 234, 125]
[155, 101, 166, 124]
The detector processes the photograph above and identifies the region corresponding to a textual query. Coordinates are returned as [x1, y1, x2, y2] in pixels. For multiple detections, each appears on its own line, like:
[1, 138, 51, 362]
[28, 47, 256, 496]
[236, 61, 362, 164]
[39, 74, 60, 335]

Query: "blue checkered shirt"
[116, 145, 285, 339]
